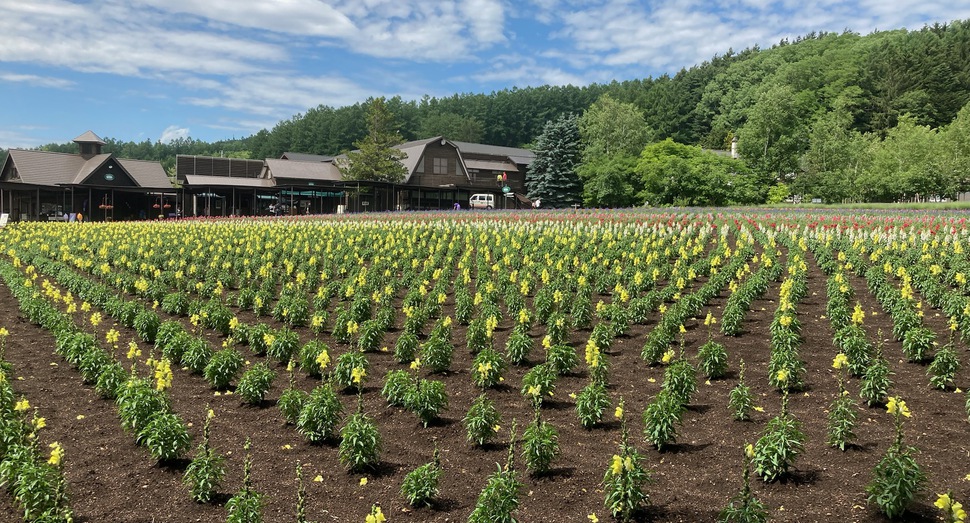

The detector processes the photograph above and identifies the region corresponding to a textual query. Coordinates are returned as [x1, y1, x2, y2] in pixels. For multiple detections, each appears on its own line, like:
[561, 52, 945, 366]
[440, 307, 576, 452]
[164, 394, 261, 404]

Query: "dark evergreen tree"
[339, 97, 409, 183]
[526, 114, 583, 208]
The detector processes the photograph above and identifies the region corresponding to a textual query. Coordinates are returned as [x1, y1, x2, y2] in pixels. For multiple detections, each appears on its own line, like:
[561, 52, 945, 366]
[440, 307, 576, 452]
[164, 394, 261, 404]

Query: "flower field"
[0, 210, 967, 523]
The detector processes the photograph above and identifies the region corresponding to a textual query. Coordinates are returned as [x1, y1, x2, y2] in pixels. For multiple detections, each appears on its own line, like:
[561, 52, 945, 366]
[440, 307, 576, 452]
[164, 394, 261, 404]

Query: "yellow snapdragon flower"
[886, 396, 911, 418]
[48, 442, 64, 467]
[832, 353, 848, 370]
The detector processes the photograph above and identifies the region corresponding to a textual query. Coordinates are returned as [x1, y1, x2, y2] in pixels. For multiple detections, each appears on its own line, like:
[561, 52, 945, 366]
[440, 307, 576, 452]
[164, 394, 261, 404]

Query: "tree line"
[25, 19, 970, 204]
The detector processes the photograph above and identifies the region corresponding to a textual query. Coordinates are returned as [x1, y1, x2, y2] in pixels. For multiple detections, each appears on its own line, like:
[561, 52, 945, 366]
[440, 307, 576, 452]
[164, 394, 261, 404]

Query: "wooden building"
[0, 132, 534, 221]
[177, 136, 535, 215]
[0, 131, 175, 221]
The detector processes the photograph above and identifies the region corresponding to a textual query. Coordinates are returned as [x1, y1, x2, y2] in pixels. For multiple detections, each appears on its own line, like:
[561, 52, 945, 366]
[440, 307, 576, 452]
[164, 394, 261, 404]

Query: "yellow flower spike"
[359, 477, 368, 486]
[937, 493, 953, 511]
[588, 514, 599, 523]
[745, 444, 754, 459]
[315, 349, 331, 372]
[898, 399, 911, 418]
[776, 369, 789, 383]
[851, 303, 865, 325]
[47, 442, 64, 467]
[313, 475, 323, 482]
[14, 398, 29, 412]
[679, 324, 686, 334]
[953, 502, 966, 522]
[310, 314, 324, 329]
[614, 405, 623, 420]
[661, 350, 675, 364]
[351, 367, 366, 384]
[832, 353, 848, 370]
[610, 455, 623, 475]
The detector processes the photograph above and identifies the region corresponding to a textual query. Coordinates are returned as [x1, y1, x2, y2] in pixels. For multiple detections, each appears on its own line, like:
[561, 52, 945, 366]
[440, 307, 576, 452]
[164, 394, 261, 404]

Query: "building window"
[433, 157, 448, 174]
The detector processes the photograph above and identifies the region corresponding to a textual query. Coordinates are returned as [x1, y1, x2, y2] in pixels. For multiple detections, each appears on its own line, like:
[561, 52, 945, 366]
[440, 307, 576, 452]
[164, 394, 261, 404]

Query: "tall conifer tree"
[526, 114, 582, 208]
[339, 97, 408, 183]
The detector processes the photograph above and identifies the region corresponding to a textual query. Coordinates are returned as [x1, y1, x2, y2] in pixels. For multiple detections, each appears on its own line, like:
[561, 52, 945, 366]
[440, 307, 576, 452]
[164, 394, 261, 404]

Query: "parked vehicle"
[469, 193, 494, 209]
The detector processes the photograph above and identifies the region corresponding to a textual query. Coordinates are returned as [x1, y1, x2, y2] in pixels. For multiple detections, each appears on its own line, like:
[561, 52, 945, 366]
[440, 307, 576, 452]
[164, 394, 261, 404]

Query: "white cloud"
[129, 0, 358, 38]
[0, 72, 73, 89]
[0, 129, 46, 149]
[182, 74, 377, 116]
[460, 0, 506, 45]
[467, 54, 587, 87]
[160, 125, 190, 143]
[521, 0, 562, 24]
[548, 0, 970, 76]
[0, 0, 285, 76]
[3, 0, 970, 142]
[109, 0, 507, 62]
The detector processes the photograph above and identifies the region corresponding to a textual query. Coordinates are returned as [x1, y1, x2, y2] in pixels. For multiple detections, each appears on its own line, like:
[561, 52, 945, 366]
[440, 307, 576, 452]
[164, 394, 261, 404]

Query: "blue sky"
[3, 0, 970, 149]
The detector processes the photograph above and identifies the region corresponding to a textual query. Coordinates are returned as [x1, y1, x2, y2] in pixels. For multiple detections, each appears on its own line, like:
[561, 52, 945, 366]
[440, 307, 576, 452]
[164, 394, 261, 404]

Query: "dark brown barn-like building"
[178, 136, 535, 215]
[0, 131, 176, 221]
[0, 132, 534, 221]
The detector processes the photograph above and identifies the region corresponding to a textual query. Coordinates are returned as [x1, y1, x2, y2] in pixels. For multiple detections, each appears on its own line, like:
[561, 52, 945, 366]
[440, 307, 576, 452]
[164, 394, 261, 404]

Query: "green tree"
[580, 155, 640, 208]
[419, 112, 484, 143]
[526, 114, 583, 208]
[339, 97, 409, 183]
[858, 115, 946, 201]
[637, 139, 762, 206]
[578, 94, 653, 158]
[795, 107, 866, 202]
[577, 94, 653, 207]
[938, 100, 970, 194]
[737, 84, 809, 179]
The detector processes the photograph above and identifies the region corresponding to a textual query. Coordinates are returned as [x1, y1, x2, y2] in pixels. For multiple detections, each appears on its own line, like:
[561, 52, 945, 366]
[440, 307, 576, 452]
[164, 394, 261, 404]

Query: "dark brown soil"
[0, 245, 967, 523]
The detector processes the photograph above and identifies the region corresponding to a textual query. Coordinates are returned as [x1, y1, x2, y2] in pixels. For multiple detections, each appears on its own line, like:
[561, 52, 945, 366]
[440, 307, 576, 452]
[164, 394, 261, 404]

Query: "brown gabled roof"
[73, 130, 106, 144]
[184, 174, 274, 188]
[72, 154, 112, 184]
[280, 152, 334, 162]
[117, 158, 173, 189]
[4, 148, 172, 189]
[451, 140, 535, 166]
[334, 137, 530, 184]
[265, 158, 342, 182]
[464, 159, 519, 173]
[7, 149, 89, 186]
[395, 137, 440, 183]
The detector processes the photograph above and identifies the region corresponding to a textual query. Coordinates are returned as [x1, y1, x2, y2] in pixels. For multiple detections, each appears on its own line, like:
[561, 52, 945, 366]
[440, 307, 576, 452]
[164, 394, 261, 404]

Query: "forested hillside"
[28, 20, 970, 204]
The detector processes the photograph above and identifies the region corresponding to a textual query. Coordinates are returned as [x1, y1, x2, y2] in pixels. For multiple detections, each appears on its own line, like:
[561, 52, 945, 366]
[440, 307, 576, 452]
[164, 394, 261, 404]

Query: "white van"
[469, 193, 495, 209]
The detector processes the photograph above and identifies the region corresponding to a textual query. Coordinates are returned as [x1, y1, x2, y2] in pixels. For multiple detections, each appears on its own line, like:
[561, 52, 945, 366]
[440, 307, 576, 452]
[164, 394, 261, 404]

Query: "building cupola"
[73, 130, 106, 158]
